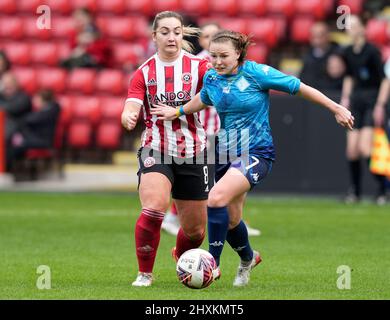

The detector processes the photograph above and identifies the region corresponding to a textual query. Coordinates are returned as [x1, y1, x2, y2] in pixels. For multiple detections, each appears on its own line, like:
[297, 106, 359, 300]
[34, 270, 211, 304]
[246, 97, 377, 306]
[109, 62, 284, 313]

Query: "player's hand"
[151, 103, 178, 121]
[334, 104, 354, 130]
[373, 103, 385, 127]
[121, 110, 138, 131]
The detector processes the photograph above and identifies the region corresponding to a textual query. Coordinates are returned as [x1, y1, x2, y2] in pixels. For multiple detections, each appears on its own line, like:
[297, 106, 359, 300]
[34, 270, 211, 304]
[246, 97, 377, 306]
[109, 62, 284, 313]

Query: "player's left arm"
[298, 82, 355, 130]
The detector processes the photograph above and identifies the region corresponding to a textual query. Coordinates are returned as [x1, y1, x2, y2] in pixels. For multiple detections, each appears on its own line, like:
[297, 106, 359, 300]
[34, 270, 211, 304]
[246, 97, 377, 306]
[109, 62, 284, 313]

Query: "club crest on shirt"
[181, 73, 192, 84]
[236, 76, 250, 92]
[144, 157, 156, 168]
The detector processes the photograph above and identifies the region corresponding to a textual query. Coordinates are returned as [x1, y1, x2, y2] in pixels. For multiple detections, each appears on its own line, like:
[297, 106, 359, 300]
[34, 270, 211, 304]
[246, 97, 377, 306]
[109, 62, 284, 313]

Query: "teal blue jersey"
[200, 60, 301, 160]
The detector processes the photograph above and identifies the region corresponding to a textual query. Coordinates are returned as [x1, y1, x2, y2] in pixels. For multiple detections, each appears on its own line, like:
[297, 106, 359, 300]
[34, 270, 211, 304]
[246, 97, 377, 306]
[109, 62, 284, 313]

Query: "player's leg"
[207, 168, 251, 267]
[171, 161, 210, 260]
[173, 199, 207, 260]
[132, 148, 174, 287]
[345, 129, 361, 202]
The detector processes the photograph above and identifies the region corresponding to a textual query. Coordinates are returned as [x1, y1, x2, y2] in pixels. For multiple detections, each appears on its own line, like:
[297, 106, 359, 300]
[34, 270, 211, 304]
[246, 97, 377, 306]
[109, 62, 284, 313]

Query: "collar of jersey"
[155, 50, 184, 66]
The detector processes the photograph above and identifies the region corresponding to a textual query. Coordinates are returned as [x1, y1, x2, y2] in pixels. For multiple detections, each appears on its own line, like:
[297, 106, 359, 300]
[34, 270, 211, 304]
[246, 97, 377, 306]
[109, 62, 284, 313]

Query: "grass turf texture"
[0, 192, 389, 300]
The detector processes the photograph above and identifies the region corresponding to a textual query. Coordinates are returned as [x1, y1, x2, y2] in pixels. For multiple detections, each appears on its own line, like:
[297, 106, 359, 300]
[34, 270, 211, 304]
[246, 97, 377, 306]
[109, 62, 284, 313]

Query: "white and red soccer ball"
[176, 248, 217, 289]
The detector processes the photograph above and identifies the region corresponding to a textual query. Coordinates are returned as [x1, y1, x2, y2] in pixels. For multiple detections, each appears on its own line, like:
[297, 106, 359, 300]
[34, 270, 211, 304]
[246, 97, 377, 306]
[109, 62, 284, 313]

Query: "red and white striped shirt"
[196, 50, 220, 136]
[127, 50, 208, 158]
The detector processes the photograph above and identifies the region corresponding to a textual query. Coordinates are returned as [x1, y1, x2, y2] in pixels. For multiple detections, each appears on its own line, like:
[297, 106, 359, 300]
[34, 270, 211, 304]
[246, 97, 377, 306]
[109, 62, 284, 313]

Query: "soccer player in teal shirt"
[152, 30, 354, 286]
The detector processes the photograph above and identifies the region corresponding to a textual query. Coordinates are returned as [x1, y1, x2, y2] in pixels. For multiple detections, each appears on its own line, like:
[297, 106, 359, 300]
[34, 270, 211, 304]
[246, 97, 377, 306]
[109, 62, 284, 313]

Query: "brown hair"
[152, 11, 200, 53]
[211, 30, 252, 65]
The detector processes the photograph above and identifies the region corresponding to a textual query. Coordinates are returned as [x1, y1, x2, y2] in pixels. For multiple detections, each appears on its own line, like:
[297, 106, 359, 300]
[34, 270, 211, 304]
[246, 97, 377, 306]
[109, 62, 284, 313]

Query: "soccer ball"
[176, 248, 217, 289]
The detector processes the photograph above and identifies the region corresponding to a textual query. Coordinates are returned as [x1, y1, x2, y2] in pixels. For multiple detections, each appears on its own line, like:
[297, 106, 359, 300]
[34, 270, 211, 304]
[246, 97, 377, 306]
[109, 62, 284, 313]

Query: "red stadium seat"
[100, 97, 124, 121]
[219, 18, 247, 34]
[96, 70, 125, 95]
[295, 0, 328, 20]
[266, 0, 294, 18]
[0, 0, 16, 14]
[30, 43, 59, 66]
[98, 17, 135, 41]
[237, 0, 266, 16]
[96, 122, 122, 149]
[247, 19, 279, 48]
[338, 0, 363, 14]
[132, 17, 150, 39]
[152, 0, 180, 13]
[0, 18, 23, 40]
[0, 17, 24, 40]
[51, 17, 75, 39]
[17, 0, 42, 13]
[126, 0, 153, 16]
[113, 44, 145, 68]
[71, 96, 101, 125]
[291, 17, 315, 44]
[71, 0, 97, 12]
[57, 96, 74, 129]
[96, 0, 125, 14]
[37, 68, 67, 93]
[67, 69, 97, 94]
[13, 68, 38, 94]
[3, 43, 30, 66]
[24, 17, 51, 40]
[180, 0, 209, 16]
[45, 0, 72, 14]
[246, 44, 268, 64]
[68, 122, 93, 148]
[366, 19, 389, 47]
[209, 0, 238, 16]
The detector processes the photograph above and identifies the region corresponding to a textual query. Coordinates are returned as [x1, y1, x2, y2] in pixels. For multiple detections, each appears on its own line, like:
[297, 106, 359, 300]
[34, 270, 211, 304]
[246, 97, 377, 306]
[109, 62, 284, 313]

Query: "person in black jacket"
[6, 89, 60, 171]
[0, 73, 32, 145]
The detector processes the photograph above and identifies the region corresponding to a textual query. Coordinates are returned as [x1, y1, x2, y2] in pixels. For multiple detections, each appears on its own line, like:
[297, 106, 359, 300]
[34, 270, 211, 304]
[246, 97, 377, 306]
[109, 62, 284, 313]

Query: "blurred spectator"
[0, 72, 32, 145]
[325, 53, 346, 91]
[197, 22, 220, 61]
[60, 8, 111, 69]
[340, 15, 387, 205]
[300, 22, 340, 90]
[6, 90, 60, 171]
[0, 51, 11, 85]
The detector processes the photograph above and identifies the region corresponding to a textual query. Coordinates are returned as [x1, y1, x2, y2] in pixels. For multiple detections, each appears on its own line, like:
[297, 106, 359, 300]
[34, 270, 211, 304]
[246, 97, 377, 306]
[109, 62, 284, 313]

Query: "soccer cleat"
[212, 267, 221, 281]
[171, 247, 179, 263]
[132, 272, 153, 287]
[375, 195, 387, 206]
[161, 213, 180, 236]
[233, 250, 262, 287]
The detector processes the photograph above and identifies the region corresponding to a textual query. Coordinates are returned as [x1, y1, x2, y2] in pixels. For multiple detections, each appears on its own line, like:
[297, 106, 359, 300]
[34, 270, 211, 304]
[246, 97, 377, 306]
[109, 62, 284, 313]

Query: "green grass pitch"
[0, 192, 389, 299]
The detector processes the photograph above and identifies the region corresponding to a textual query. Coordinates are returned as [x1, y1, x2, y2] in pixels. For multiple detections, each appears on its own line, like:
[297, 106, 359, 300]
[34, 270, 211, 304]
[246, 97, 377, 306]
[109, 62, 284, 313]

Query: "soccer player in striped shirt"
[122, 11, 211, 287]
[152, 30, 354, 286]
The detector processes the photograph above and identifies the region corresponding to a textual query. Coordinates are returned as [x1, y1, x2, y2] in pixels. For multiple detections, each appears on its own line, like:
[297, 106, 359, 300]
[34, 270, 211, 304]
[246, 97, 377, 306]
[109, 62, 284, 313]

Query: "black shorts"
[137, 147, 213, 200]
[350, 90, 378, 129]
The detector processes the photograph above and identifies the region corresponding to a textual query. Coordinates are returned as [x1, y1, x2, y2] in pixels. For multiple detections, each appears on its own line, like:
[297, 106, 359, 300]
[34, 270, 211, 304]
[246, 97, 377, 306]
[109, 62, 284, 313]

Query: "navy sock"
[226, 220, 253, 262]
[207, 206, 229, 266]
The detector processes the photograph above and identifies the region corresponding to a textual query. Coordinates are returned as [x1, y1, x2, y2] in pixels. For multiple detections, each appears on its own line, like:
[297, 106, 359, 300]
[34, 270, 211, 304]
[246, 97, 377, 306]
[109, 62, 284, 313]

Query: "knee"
[141, 193, 170, 213]
[182, 225, 205, 241]
[208, 188, 228, 207]
[228, 218, 241, 230]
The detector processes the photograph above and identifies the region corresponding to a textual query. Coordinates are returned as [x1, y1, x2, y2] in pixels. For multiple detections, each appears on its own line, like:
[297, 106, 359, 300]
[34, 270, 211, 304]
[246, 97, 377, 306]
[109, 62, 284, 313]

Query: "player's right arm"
[122, 69, 145, 131]
[151, 93, 207, 120]
[121, 101, 141, 131]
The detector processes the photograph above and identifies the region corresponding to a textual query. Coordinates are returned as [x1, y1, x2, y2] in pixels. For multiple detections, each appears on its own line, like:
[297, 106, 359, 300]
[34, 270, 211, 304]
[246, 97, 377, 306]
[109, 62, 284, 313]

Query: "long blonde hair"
[152, 11, 200, 53]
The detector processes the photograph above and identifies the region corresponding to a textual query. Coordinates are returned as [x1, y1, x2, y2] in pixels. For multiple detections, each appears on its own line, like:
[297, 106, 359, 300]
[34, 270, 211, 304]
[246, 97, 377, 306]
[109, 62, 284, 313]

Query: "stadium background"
[0, 0, 390, 300]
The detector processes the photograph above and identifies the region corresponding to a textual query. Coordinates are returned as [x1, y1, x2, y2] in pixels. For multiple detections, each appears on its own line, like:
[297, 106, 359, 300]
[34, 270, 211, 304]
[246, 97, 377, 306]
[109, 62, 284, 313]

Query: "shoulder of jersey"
[182, 50, 206, 62]
[137, 54, 157, 70]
